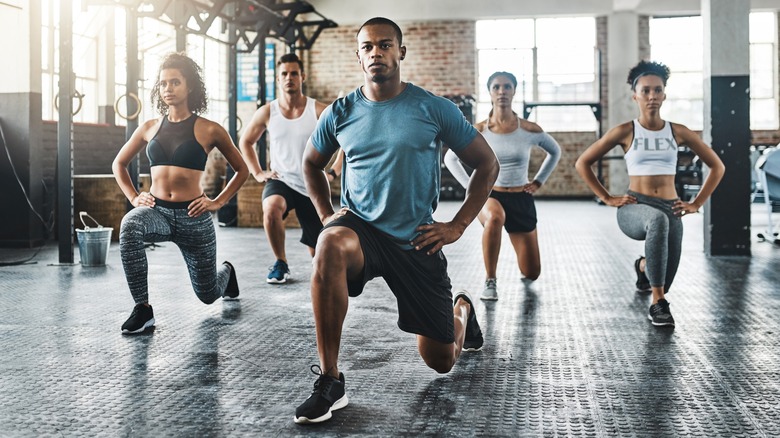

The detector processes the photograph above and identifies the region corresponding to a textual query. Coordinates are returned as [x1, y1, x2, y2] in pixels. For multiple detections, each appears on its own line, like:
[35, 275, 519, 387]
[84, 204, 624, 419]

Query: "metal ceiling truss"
[87, 0, 337, 52]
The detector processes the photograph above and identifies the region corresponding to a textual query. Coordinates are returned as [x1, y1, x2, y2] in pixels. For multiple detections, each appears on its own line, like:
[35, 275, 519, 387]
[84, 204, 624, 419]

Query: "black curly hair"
[627, 60, 670, 91]
[151, 52, 208, 116]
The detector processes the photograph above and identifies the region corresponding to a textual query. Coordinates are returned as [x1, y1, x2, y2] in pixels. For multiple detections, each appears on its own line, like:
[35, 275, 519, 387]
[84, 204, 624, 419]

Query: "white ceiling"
[309, 0, 780, 25]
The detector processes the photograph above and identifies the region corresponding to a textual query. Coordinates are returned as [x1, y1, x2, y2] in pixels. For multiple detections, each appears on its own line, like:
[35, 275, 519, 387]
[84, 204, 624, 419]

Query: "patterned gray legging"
[616, 190, 683, 291]
[119, 202, 230, 305]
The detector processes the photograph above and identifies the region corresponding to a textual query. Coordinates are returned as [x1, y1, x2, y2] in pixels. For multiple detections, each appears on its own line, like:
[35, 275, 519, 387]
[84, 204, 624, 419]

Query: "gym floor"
[1, 200, 778, 437]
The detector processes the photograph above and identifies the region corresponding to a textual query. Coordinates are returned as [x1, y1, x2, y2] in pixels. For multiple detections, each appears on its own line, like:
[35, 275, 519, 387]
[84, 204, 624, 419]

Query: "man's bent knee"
[424, 356, 456, 374]
[419, 337, 458, 373]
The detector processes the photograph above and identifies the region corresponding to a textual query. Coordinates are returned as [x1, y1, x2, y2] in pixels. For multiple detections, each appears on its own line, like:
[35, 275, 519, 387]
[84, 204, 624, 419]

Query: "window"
[650, 13, 778, 130]
[42, 0, 100, 123]
[476, 17, 598, 132]
[749, 13, 778, 130]
[43, 2, 233, 126]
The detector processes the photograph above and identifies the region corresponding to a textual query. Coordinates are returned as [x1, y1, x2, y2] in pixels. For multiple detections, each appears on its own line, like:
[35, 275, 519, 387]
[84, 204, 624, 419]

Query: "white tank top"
[624, 120, 678, 176]
[268, 97, 318, 196]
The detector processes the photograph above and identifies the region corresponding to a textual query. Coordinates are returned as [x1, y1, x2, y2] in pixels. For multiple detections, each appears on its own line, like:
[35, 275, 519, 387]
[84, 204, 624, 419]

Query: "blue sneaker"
[267, 259, 291, 284]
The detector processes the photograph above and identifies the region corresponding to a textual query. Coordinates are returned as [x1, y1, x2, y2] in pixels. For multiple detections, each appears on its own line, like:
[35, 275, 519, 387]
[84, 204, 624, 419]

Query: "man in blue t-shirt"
[294, 17, 499, 425]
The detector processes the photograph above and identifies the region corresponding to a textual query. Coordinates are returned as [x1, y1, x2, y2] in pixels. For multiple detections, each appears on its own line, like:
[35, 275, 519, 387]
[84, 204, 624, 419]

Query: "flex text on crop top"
[624, 120, 678, 176]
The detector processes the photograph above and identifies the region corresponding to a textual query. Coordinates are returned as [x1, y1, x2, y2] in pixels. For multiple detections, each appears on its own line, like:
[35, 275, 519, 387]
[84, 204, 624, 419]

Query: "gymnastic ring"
[53, 89, 85, 116]
[223, 116, 243, 132]
[114, 92, 142, 120]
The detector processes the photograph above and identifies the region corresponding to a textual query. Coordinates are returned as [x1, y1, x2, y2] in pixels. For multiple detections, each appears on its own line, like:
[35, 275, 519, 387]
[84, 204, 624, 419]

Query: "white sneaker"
[480, 278, 498, 301]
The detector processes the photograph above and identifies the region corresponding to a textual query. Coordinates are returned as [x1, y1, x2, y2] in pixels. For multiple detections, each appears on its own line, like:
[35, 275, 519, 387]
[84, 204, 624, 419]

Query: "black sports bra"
[146, 115, 209, 171]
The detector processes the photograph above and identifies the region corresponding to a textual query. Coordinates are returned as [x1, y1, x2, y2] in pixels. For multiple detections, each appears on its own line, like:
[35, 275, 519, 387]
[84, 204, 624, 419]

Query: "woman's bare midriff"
[149, 166, 205, 201]
[492, 186, 526, 193]
[628, 175, 678, 200]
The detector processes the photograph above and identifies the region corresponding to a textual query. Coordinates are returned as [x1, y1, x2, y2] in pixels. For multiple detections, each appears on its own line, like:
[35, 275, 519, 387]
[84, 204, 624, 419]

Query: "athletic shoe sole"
[480, 294, 498, 301]
[122, 317, 155, 334]
[462, 344, 484, 352]
[647, 315, 675, 327]
[266, 275, 289, 284]
[293, 394, 349, 424]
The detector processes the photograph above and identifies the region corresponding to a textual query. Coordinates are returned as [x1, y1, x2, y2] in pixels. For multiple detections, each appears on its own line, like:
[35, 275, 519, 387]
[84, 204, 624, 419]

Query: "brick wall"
[530, 131, 602, 197]
[753, 130, 780, 145]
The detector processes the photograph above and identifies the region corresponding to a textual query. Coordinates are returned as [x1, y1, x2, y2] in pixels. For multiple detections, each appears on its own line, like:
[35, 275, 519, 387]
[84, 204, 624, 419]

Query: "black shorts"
[262, 179, 323, 248]
[324, 212, 455, 344]
[489, 191, 537, 233]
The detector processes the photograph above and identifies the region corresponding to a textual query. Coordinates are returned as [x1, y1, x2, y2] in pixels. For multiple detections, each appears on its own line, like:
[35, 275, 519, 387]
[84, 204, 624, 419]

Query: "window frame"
[476, 17, 599, 132]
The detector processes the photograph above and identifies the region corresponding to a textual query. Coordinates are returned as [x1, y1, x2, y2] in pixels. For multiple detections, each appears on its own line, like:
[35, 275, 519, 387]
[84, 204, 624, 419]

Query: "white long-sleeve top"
[444, 120, 561, 189]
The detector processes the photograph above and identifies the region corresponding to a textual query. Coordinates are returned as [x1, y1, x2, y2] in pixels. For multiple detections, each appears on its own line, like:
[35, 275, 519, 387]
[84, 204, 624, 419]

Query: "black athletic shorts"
[323, 212, 455, 344]
[262, 179, 323, 248]
[489, 191, 537, 233]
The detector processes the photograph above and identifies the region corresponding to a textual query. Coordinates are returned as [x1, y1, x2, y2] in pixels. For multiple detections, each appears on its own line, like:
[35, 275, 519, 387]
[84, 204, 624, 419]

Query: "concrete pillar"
[0, 0, 44, 247]
[605, 10, 639, 195]
[702, 0, 751, 256]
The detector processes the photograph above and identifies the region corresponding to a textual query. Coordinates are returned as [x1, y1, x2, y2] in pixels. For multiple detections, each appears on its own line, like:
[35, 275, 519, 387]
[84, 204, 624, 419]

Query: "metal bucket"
[76, 211, 113, 267]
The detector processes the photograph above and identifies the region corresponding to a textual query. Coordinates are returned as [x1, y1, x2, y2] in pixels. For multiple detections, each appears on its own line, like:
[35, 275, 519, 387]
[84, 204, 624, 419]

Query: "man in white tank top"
[239, 54, 329, 284]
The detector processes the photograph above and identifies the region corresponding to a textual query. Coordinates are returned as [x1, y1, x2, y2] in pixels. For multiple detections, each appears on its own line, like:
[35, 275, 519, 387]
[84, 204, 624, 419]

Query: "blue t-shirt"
[311, 83, 477, 248]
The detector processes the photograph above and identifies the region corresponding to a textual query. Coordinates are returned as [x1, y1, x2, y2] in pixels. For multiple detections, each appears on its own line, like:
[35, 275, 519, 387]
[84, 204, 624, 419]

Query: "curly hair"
[487, 71, 518, 92]
[151, 52, 208, 116]
[627, 60, 670, 91]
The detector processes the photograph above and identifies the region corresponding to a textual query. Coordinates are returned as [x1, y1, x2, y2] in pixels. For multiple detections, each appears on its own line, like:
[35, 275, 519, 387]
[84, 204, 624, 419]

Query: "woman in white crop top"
[445, 71, 561, 301]
[575, 60, 724, 328]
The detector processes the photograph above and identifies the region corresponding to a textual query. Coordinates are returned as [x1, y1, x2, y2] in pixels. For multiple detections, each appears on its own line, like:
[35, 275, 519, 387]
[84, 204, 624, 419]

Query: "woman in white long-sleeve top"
[445, 71, 561, 301]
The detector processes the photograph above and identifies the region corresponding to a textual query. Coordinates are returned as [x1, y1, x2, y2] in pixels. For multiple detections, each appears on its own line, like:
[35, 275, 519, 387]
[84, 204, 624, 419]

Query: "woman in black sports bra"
[112, 52, 249, 334]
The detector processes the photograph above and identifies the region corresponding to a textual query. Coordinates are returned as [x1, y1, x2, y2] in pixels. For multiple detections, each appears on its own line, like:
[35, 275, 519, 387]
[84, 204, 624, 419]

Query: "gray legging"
[616, 190, 683, 291]
[119, 200, 230, 305]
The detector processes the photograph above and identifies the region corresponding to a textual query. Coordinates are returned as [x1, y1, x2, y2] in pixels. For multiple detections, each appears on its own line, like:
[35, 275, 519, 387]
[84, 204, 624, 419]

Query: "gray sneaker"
[480, 278, 498, 301]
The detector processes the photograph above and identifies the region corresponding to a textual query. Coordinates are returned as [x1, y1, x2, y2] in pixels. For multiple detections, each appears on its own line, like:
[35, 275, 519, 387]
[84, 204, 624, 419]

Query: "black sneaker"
[634, 256, 651, 292]
[294, 365, 348, 424]
[454, 290, 484, 351]
[648, 299, 675, 327]
[121, 303, 155, 334]
[222, 261, 239, 300]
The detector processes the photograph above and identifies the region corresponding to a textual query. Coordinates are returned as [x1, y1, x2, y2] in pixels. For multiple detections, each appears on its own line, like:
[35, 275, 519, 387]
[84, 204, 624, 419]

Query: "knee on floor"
[424, 356, 456, 374]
